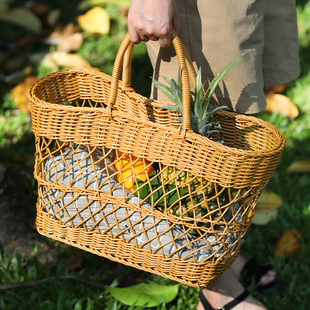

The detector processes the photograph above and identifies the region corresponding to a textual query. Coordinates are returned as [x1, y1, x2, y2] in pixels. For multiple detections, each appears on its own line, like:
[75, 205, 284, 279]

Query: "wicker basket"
[28, 32, 285, 289]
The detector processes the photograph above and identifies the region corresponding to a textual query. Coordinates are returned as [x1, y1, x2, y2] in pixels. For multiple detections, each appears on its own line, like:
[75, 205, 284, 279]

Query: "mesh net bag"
[28, 32, 285, 289]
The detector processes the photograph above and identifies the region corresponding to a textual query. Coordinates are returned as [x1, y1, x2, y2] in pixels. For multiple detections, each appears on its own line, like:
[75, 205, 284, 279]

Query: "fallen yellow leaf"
[256, 190, 282, 210]
[51, 51, 92, 69]
[252, 190, 282, 225]
[46, 23, 80, 45]
[66, 254, 83, 271]
[77, 6, 110, 35]
[274, 229, 302, 258]
[0, 8, 41, 33]
[284, 160, 310, 174]
[45, 22, 83, 53]
[265, 93, 299, 119]
[37, 53, 59, 72]
[252, 208, 279, 226]
[57, 33, 83, 52]
[264, 84, 286, 94]
[11, 76, 37, 112]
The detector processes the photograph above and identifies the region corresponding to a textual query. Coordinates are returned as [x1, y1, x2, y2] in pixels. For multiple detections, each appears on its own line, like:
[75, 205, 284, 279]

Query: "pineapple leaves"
[199, 106, 228, 130]
[205, 52, 248, 104]
[170, 78, 183, 112]
[199, 106, 228, 134]
[134, 171, 188, 206]
[159, 104, 180, 112]
[177, 69, 182, 91]
[153, 76, 183, 114]
[152, 79, 175, 103]
[153, 51, 248, 141]
[194, 68, 203, 123]
[163, 76, 172, 85]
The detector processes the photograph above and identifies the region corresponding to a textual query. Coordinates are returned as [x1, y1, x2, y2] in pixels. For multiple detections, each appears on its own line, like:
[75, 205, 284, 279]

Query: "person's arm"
[127, 0, 180, 48]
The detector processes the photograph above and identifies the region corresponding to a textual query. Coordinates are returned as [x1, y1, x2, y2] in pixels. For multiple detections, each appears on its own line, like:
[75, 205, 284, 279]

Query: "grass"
[0, 0, 310, 309]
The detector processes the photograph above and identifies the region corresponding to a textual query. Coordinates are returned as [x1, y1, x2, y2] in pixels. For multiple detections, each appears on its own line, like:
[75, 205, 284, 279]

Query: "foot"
[232, 256, 276, 287]
[198, 289, 267, 310]
[197, 267, 267, 310]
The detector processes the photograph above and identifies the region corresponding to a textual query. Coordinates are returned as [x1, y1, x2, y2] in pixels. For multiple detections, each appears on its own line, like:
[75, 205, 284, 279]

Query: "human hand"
[127, 0, 180, 48]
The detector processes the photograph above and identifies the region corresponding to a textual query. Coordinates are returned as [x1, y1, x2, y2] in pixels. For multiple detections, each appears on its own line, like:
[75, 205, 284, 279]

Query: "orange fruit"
[115, 153, 155, 192]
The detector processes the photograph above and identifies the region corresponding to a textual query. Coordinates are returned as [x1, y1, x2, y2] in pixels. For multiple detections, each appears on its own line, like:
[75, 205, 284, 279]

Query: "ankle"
[231, 256, 247, 279]
[198, 289, 268, 310]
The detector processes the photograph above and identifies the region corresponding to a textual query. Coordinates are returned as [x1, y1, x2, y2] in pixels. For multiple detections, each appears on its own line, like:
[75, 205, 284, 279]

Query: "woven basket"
[29, 32, 285, 289]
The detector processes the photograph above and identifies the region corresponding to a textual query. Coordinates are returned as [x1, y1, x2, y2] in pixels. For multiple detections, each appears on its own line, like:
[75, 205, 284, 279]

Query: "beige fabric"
[146, 0, 300, 114]
[43, 144, 241, 261]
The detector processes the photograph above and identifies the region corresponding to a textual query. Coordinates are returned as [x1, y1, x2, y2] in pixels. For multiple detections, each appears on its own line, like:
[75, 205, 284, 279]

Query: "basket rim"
[29, 68, 286, 159]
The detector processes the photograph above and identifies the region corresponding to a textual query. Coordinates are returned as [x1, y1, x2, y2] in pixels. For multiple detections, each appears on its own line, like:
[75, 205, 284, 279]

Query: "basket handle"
[108, 30, 195, 131]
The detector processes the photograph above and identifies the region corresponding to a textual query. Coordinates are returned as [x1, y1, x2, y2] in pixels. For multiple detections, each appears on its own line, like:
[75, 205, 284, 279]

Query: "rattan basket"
[28, 32, 285, 289]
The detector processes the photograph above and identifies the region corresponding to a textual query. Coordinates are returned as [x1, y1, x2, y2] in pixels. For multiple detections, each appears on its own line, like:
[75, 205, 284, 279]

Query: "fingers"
[127, 0, 178, 48]
[128, 25, 171, 48]
[130, 32, 171, 48]
[128, 28, 142, 45]
[128, 28, 150, 44]
[130, 32, 170, 48]
[158, 32, 172, 48]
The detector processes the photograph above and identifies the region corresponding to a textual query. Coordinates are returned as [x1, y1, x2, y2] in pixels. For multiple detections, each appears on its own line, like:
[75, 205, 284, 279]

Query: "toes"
[257, 270, 276, 286]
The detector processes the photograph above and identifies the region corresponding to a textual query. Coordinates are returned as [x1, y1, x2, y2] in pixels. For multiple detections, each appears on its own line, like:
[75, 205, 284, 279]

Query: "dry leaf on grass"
[274, 229, 302, 258]
[66, 254, 83, 271]
[252, 209, 279, 226]
[0, 8, 41, 33]
[51, 51, 93, 69]
[45, 23, 83, 52]
[256, 190, 283, 210]
[35, 51, 96, 72]
[57, 33, 83, 52]
[11, 76, 37, 112]
[284, 160, 310, 174]
[46, 23, 80, 44]
[39, 53, 59, 72]
[264, 84, 286, 94]
[252, 190, 282, 225]
[78, 6, 110, 34]
[265, 93, 299, 119]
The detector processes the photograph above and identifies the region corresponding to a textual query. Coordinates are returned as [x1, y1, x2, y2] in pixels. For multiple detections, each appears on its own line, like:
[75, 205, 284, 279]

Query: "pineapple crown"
[152, 53, 247, 141]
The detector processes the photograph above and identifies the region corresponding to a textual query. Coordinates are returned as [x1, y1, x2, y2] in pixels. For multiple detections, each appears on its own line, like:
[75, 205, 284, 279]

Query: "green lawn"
[0, 1, 309, 309]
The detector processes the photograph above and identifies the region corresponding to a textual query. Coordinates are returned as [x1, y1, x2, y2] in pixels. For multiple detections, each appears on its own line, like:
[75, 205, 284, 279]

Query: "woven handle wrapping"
[108, 30, 193, 131]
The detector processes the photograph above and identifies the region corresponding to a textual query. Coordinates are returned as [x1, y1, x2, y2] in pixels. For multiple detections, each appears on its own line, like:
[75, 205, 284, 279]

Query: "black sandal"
[199, 290, 249, 310]
[241, 258, 284, 294]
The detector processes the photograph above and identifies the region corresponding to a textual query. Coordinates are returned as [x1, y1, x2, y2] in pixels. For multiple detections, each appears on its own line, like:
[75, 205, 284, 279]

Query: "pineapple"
[153, 53, 246, 233]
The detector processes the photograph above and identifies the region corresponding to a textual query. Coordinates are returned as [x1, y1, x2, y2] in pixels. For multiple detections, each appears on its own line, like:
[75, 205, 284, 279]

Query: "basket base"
[36, 210, 240, 289]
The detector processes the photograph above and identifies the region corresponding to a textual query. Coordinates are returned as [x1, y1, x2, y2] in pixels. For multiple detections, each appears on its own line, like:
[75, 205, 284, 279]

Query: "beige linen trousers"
[146, 0, 300, 114]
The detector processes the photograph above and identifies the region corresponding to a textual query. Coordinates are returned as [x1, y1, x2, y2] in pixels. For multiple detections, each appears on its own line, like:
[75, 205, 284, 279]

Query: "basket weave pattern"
[29, 33, 285, 289]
